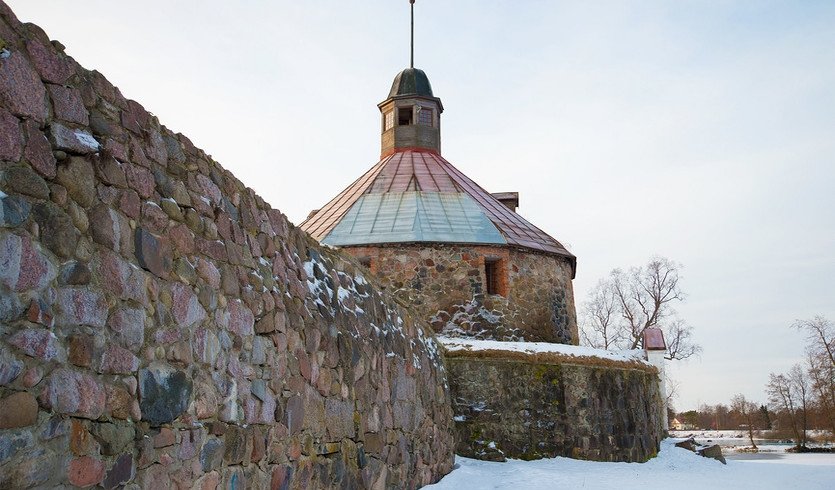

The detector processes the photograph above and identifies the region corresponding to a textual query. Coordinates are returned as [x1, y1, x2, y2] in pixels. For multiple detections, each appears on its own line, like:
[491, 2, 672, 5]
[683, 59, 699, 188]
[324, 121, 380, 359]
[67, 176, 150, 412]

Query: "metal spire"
[410, 0, 415, 68]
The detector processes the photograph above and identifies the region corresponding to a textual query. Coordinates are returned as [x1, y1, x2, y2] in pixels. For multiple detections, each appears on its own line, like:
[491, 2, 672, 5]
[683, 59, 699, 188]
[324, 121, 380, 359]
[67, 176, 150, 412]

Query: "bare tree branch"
[579, 256, 700, 360]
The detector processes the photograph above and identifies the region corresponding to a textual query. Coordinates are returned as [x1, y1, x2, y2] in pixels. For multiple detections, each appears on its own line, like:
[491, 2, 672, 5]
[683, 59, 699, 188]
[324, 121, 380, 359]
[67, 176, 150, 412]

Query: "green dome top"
[388, 68, 434, 98]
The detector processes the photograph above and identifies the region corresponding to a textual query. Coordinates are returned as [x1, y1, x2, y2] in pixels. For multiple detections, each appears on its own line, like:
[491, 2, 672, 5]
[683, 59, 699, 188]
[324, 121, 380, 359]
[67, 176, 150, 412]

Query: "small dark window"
[485, 259, 501, 296]
[398, 107, 413, 126]
[358, 257, 372, 268]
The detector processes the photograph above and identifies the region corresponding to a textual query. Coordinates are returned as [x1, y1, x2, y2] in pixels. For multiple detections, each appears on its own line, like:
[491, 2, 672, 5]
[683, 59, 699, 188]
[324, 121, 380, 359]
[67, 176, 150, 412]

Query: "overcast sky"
[9, 0, 834, 410]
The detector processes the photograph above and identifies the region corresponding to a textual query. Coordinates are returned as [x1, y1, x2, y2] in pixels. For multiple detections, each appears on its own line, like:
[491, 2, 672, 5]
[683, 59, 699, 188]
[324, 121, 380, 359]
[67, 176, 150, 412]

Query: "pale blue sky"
[8, 0, 834, 410]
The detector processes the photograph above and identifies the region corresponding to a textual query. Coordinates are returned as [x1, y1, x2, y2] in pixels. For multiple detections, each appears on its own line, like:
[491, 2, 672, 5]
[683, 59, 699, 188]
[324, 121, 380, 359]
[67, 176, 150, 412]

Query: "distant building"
[301, 67, 578, 344]
[670, 418, 696, 431]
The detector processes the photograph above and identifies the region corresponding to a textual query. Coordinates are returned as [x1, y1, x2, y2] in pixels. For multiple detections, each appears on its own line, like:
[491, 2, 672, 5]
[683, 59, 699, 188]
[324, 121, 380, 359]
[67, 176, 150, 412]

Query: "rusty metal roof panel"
[299, 149, 575, 271]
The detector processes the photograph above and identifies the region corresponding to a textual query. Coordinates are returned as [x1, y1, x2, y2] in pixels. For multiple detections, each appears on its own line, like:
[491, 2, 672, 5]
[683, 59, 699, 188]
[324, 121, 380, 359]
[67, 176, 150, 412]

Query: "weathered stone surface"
[25, 39, 73, 84]
[0, 165, 49, 199]
[59, 260, 91, 285]
[201, 437, 224, 472]
[56, 287, 108, 327]
[70, 419, 98, 456]
[0, 7, 457, 488]
[68, 456, 106, 488]
[107, 305, 145, 351]
[218, 299, 254, 336]
[698, 444, 727, 464]
[40, 367, 106, 419]
[47, 83, 88, 124]
[448, 356, 663, 463]
[23, 119, 56, 178]
[170, 282, 206, 328]
[0, 193, 31, 227]
[345, 244, 577, 343]
[68, 334, 93, 367]
[0, 391, 38, 428]
[0, 231, 56, 291]
[8, 327, 63, 361]
[89, 204, 130, 253]
[0, 291, 24, 325]
[134, 227, 173, 278]
[0, 51, 48, 121]
[49, 123, 100, 154]
[0, 107, 23, 161]
[94, 155, 127, 187]
[125, 162, 155, 198]
[102, 453, 135, 489]
[33, 201, 79, 258]
[92, 423, 134, 456]
[155, 168, 191, 206]
[139, 363, 192, 426]
[19, 368, 40, 390]
[99, 344, 140, 374]
[0, 430, 33, 467]
[26, 298, 53, 327]
[0, 346, 24, 385]
[147, 130, 168, 166]
[55, 156, 97, 207]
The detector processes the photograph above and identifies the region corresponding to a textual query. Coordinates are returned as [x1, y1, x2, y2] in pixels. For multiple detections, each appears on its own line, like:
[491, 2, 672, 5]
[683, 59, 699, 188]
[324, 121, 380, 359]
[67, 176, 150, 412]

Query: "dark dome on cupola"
[388, 68, 435, 98]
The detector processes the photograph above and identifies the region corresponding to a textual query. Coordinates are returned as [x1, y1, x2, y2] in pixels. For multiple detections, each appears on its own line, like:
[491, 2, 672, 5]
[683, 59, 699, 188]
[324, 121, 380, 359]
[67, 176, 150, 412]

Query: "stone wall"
[0, 3, 454, 488]
[343, 244, 577, 344]
[447, 353, 663, 463]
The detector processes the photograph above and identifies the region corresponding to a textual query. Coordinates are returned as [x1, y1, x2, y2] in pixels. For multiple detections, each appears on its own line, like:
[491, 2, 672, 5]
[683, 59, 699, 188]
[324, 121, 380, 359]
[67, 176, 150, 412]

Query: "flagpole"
[410, 0, 415, 69]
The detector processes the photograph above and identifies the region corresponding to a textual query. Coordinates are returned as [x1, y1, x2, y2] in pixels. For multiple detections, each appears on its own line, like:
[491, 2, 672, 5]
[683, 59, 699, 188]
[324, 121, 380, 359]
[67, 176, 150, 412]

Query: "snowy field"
[425, 439, 835, 490]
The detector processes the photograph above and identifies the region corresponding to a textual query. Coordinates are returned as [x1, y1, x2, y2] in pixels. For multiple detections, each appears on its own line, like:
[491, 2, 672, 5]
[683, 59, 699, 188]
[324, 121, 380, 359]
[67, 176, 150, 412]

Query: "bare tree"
[767, 367, 810, 448]
[665, 318, 701, 361]
[793, 316, 835, 367]
[794, 316, 835, 434]
[807, 349, 835, 435]
[580, 279, 624, 349]
[580, 256, 701, 360]
[731, 394, 759, 449]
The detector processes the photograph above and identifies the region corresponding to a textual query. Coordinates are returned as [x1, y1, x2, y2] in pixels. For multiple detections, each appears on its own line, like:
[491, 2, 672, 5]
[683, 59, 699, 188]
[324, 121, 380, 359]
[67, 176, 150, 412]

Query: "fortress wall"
[446, 353, 664, 463]
[0, 3, 454, 488]
[343, 244, 577, 344]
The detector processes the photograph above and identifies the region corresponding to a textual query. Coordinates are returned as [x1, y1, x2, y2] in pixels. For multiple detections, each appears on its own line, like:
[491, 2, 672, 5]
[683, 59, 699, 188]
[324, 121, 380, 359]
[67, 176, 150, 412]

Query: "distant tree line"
[673, 316, 834, 450]
[765, 316, 835, 449]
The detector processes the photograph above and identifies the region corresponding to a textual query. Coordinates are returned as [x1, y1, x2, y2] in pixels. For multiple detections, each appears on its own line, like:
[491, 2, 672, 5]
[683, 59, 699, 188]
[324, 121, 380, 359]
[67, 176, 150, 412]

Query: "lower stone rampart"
[0, 3, 453, 488]
[447, 353, 663, 463]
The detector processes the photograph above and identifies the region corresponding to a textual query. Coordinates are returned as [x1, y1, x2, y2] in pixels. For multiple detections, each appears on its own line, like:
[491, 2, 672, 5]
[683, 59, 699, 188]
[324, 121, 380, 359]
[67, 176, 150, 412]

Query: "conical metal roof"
[299, 149, 576, 276]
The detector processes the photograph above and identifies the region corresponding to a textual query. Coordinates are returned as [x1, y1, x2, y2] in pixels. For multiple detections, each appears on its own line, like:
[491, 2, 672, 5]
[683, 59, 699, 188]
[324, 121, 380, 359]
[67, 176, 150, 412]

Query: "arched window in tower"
[398, 106, 413, 126]
[384, 111, 394, 131]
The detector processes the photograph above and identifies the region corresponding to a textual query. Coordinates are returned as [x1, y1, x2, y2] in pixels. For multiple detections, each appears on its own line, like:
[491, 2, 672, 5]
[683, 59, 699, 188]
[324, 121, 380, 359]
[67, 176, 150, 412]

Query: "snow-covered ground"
[438, 336, 648, 364]
[425, 439, 835, 489]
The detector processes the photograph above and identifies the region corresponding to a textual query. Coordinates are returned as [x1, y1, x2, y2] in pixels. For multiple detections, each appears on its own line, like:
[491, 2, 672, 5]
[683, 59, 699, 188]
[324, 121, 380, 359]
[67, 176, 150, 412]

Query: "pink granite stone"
[47, 84, 88, 125]
[0, 51, 48, 121]
[25, 39, 73, 84]
[0, 107, 23, 161]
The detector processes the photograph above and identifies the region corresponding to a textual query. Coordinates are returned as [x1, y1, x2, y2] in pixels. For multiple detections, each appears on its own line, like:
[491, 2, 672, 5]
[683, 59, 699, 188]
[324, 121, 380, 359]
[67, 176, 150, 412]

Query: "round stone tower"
[300, 67, 578, 344]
